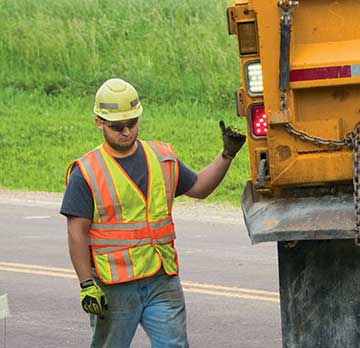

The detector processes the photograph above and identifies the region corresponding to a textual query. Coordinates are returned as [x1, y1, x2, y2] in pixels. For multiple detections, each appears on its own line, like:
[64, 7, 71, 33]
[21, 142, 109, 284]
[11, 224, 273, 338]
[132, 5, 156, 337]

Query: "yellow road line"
[183, 287, 280, 303]
[0, 266, 76, 279]
[0, 262, 75, 273]
[0, 262, 279, 303]
[182, 280, 278, 297]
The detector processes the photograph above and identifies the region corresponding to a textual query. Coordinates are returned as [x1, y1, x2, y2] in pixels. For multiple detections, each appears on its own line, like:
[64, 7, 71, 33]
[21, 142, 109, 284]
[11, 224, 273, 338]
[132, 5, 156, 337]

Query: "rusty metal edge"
[241, 181, 356, 244]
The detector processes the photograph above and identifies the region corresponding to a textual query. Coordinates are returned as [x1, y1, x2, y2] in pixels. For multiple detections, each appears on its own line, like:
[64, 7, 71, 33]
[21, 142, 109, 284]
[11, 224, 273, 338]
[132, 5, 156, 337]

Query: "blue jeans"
[90, 268, 189, 348]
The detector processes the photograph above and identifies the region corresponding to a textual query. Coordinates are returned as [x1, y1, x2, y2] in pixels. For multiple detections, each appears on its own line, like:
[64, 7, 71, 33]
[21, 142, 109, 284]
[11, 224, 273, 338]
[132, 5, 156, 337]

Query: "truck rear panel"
[229, 0, 359, 189]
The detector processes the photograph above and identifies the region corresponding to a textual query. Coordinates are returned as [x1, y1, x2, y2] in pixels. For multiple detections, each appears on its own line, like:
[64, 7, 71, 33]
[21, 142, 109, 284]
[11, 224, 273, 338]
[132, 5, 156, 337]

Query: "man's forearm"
[185, 153, 232, 199]
[67, 217, 93, 282]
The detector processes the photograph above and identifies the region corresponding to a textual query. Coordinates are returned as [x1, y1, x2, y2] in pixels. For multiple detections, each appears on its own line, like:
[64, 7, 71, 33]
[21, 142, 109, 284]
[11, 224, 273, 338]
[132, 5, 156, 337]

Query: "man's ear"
[95, 117, 104, 131]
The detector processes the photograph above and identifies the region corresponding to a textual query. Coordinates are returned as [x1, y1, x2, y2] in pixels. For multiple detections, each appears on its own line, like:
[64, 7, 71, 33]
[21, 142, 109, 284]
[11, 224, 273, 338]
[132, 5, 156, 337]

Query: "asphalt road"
[0, 191, 282, 348]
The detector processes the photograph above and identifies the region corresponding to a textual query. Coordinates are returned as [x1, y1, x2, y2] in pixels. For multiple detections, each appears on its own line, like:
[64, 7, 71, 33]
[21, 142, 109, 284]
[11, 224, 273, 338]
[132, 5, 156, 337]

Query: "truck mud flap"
[241, 181, 356, 244]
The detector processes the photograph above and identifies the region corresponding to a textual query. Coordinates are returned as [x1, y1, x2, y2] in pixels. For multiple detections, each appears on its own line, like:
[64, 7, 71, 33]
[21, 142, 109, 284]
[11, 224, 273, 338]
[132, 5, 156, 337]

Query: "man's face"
[96, 117, 139, 153]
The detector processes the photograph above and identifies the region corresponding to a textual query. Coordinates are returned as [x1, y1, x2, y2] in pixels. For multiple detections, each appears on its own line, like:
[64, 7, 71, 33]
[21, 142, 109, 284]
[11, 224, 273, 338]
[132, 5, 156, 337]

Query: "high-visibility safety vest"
[66, 140, 180, 284]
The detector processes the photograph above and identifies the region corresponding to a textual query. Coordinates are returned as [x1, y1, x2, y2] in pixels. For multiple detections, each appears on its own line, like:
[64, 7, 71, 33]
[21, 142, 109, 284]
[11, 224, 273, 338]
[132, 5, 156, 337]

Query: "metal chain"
[284, 123, 351, 147]
[284, 121, 360, 243]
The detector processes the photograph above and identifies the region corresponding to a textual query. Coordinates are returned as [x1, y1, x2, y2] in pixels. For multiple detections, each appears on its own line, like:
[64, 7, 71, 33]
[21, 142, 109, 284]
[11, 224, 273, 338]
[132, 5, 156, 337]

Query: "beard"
[103, 129, 138, 153]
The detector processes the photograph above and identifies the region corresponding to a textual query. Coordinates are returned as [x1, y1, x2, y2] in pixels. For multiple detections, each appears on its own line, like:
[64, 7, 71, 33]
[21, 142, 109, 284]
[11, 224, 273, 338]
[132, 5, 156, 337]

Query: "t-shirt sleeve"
[60, 165, 94, 219]
[175, 159, 198, 197]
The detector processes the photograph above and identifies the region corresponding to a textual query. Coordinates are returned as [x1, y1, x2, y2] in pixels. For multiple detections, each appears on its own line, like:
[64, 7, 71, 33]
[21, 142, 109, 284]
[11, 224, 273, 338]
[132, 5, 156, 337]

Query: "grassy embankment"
[0, 0, 249, 204]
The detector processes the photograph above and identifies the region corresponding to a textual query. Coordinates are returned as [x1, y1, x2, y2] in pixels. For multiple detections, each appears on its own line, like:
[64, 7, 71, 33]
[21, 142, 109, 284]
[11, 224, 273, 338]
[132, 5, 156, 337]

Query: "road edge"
[0, 189, 244, 224]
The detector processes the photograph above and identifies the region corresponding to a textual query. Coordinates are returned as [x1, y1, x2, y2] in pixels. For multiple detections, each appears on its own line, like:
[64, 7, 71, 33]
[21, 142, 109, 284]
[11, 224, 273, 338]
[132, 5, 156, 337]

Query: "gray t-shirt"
[60, 142, 197, 219]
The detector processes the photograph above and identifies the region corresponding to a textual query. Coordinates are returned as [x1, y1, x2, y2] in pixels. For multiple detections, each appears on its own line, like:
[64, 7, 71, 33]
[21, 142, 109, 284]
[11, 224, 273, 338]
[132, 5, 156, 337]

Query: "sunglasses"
[103, 118, 138, 132]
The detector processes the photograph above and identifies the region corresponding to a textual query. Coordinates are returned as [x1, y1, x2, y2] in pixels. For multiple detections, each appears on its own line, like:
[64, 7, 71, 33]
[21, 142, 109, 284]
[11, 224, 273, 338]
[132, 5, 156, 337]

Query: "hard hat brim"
[94, 105, 143, 121]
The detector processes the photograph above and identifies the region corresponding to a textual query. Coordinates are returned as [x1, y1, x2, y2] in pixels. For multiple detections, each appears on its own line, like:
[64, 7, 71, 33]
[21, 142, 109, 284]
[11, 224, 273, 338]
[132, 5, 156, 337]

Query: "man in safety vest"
[60, 78, 246, 348]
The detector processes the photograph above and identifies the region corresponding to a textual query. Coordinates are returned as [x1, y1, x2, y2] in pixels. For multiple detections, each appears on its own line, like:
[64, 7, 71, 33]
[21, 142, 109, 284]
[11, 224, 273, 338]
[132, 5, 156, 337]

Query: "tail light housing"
[249, 104, 267, 138]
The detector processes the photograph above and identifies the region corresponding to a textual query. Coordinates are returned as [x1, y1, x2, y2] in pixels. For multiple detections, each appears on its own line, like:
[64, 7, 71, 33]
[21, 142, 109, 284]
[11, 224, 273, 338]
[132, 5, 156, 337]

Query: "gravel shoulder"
[0, 189, 243, 225]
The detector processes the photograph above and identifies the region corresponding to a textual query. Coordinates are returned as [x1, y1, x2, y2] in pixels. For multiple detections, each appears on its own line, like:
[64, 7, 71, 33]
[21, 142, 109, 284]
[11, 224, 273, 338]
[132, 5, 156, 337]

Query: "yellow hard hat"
[94, 78, 143, 121]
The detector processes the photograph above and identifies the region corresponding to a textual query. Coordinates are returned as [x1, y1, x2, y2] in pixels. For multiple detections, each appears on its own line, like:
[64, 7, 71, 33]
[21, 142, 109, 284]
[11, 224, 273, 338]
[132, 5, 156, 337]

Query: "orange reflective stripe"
[148, 142, 176, 161]
[80, 156, 107, 222]
[85, 150, 120, 222]
[169, 156, 178, 206]
[90, 235, 175, 248]
[147, 141, 173, 211]
[141, 141, 169, 222]
[78, 149, 125, 222]
[93, 149, 122, 221]
[151, 141, 176, 158]
[146, 141, 179, 209]
[88, 226, 149, 243]
[151, 224, 176, 241]
[166, 143, 180, 203]
[90, 217, 173, 233]
[88, 220, 175, 245]
[75, 160, 101, 222]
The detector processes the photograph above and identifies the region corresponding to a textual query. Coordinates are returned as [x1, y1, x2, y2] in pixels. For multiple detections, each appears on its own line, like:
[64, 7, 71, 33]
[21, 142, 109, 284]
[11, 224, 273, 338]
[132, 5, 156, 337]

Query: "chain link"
[284, 121, 360, 243]
[284, 123, 352, 147]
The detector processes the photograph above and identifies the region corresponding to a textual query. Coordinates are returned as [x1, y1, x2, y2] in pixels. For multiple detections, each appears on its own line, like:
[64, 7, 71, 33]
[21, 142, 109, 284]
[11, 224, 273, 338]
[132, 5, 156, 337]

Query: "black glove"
[219, 120, 246, 159]
[80, 279, 108, 316]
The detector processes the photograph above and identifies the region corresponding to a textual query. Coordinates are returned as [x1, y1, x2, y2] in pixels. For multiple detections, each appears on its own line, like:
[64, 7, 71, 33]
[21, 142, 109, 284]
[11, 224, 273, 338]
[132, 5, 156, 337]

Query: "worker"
[60, 78, 246, 348]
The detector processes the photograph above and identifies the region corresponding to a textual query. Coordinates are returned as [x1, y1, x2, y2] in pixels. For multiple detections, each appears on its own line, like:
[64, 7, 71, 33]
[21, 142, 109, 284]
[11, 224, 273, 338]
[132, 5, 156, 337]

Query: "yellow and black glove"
[80, 279, 108, 316]
[219, 120, 246, 159]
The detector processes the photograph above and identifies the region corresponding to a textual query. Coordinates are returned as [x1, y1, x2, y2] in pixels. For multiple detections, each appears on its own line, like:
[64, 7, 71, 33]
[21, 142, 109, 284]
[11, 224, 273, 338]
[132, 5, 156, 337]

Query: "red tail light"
[250, 105, 267, 137]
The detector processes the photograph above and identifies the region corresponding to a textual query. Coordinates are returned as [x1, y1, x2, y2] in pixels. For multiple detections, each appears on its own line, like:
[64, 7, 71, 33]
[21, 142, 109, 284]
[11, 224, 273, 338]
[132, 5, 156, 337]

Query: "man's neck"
[103, 141, 138, 158]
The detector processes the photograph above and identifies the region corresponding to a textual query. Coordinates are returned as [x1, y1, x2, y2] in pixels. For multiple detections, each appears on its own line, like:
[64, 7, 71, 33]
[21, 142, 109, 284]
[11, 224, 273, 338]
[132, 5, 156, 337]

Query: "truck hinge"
[226, 6, 237, 35]
[235, 88, 246, 117]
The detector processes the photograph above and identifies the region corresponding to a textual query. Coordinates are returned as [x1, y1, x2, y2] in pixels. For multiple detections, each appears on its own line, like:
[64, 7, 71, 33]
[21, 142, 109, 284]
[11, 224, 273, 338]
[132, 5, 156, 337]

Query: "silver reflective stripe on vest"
[81, 157, 106, 221]
[163, 142, 177, 202]
[149, 216, 173, 229]
[94, 246, 125, 254]
[108, 253, 119, 281]
[94, 149, 122, 221]
[91, 221, 147, 230]
[169, 151, 176, 200]
[123, 250, 133, 279]
[146, 141, 175, 162]
[154, 232, 176, 244]
[147, 141, 173, 211]
[90, 238, 151, 246]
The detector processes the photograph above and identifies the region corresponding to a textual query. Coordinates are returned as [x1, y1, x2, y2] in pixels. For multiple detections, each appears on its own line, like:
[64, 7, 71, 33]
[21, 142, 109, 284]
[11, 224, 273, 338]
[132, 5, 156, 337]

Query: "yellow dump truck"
[227, 1, 360, 346]
[227, 0, 360, 242]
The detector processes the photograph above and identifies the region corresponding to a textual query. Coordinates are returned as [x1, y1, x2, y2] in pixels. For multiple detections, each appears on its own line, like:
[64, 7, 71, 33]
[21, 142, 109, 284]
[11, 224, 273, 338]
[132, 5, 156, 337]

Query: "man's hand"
[219, 120, 246, 159]
[80, 279, 108, 316]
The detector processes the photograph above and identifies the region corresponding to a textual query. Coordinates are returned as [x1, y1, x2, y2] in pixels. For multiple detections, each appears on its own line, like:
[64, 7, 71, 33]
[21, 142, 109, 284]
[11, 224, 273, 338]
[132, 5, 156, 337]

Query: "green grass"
[0, 0, 250, 205]
[0, 0, 240, 106]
